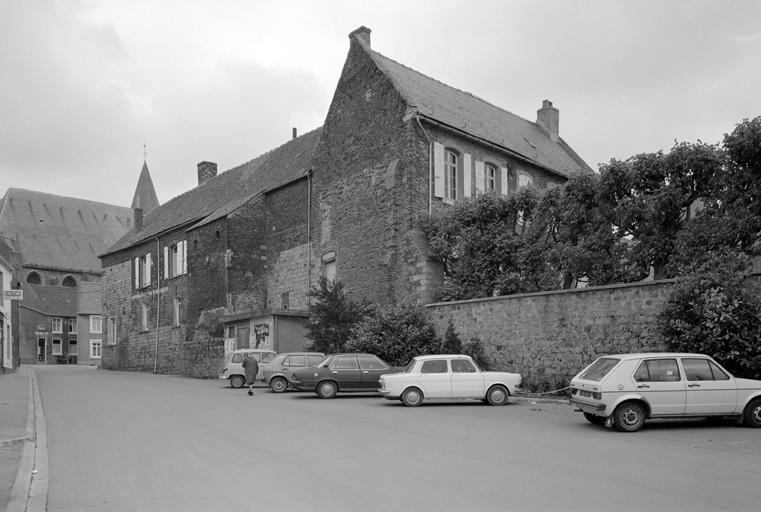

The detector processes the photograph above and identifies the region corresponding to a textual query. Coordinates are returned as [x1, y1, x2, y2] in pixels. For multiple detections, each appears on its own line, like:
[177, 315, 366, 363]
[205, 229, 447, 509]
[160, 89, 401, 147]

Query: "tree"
[598, 141, 723, 280]
[303, 278, 373, 354]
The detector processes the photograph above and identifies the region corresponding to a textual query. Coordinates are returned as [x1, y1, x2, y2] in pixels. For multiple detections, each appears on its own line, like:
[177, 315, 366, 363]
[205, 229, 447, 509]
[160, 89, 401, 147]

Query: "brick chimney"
[536, 100, 559, 142]
[197, 161, 218, 186]
[292, 127, 298, 140]
[349, 26, 371, 47]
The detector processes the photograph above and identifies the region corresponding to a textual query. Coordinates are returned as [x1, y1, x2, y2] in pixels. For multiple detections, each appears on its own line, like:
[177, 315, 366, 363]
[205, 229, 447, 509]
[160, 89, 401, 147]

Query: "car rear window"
[579, 358, 620, 381]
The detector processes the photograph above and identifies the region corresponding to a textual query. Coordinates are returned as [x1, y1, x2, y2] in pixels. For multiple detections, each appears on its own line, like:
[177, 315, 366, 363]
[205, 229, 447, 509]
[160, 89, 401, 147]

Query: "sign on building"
[2, 290, 22, 300]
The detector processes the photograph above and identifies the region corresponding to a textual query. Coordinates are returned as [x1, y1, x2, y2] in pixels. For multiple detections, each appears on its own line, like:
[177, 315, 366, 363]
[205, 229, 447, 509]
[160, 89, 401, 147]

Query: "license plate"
[579, 390, 591, 398]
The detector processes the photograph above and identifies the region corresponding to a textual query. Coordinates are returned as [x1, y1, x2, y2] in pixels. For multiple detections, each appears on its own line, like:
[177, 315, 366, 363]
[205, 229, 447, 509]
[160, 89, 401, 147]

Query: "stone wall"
[427, 280, 673, 391]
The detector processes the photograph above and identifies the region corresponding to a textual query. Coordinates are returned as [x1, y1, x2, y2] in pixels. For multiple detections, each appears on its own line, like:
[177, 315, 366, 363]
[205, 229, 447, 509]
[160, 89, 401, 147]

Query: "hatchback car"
[379, 354, 521, 407]
[219, 349, 277, 388]
[263, 352, 325, 393]
[570, 353, 761, 432]
[290, 353, 399, 398]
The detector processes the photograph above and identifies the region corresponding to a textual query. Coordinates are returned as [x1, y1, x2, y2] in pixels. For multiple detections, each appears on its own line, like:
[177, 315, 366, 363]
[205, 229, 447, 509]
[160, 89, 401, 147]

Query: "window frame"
[90, 339, 102, 359]
[485, 163, 499, 193]
[444, 149, 459, 201]
[68, 318, 77, 334]
[90, 315, 102, 334]
[52, 338, 63, 355]
[107, 316, 117, 345]
[52, 317, 63, 333]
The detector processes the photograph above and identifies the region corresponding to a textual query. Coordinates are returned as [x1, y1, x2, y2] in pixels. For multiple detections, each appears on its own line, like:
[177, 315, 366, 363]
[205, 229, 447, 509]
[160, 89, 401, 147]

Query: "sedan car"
[379, 354, 521, 407]
[289, 353, 399, 399]
[263, 352, 325, 393]
[570, 352, 761, 432]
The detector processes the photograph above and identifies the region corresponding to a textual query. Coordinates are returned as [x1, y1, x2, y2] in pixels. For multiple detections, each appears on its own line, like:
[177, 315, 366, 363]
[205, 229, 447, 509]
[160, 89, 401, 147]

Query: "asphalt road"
[35, 365, 760, 512]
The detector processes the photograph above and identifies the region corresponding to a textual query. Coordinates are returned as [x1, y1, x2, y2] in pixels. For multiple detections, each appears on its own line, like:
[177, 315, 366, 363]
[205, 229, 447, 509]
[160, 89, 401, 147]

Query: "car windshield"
[579, 358, 620, 381]
[403, 360, 418, 373]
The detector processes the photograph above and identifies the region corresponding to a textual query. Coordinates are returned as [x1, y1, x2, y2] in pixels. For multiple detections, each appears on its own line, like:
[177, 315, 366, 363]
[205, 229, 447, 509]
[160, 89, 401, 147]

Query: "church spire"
[131, 148, 160, 213]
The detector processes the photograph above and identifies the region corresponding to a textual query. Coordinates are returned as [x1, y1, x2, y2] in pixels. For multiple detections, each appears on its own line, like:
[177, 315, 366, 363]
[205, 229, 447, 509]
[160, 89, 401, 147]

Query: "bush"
[657, 250, 761, 379]
[304, 278, 373, 354]
[345, 303, 440, 366]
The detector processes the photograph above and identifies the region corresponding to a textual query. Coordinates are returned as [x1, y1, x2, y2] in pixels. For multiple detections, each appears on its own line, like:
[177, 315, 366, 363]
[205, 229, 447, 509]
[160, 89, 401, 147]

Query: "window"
[90, 315, 102, 333]
[26, 272, 42, 285]
[634, 359, 681, 382]
[682, 358, 729, 381]
[52, 338, 62, 355]
[308, 355, 324, 366]
[69, 340, 78, 356]
[451, 359, 477, 373]
[579, 358, 620, 381]
[141, 304, 149, 331]
[445, 150, 459, 200]
[68, 318, 77, 333]
[331, 356, 359, 370]
[284, 355, 307, 367]
[421, 359, 448, 374]
[52, 317, 62, 333]
[134, 253, 152, 288]
[164, 241, 187, 279]
[485, 164, 498, 192]
[62, 275, 77, 287]
[173, 298, 182, 326]
[90, 340, 102, 359]
[358, 355, 387, 370]
[107, 317, 117, 345]
[323, 252, 336, 283]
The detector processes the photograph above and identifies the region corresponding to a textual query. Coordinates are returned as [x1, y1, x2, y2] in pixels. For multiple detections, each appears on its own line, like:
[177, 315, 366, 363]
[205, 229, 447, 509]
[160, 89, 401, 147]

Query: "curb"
[7, 369, 48, 512]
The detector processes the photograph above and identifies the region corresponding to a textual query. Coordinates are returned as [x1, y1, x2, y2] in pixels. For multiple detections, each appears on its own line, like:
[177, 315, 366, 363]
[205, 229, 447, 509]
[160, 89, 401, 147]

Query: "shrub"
[304, 278, 373, 354]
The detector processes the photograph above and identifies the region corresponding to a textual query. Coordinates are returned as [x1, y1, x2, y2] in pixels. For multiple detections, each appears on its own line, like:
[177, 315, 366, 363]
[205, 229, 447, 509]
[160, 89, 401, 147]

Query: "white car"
[219, 349, 277, 388]
[379, 354, 521, 407]
[570, 353, 761, 432]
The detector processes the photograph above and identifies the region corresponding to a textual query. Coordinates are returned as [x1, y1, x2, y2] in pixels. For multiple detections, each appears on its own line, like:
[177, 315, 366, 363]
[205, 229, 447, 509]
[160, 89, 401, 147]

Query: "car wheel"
[486, 385, 509, 406]
[613, 401, 646, 432]
[583, 412, 606, 425]
[230, 375, 245, 388]
[742, 398, 761, 428]
[269, 377, 288, 393]
[316, 380, 338, 399]
[401, 387, 423, 407]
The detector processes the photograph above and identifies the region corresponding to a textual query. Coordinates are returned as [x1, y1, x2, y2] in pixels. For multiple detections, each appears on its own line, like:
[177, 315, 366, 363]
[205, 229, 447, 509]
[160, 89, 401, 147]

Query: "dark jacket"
[243, 356, 259, 384]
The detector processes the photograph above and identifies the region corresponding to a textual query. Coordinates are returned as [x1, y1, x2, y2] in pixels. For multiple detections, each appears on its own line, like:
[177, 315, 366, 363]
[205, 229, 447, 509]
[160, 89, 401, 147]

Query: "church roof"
[102, 127, 322, 256]
[360, 33, 591, 176]
[20, 283, 79, 317]
[131, 161, 160, 213]
[0, 189, 133, 273]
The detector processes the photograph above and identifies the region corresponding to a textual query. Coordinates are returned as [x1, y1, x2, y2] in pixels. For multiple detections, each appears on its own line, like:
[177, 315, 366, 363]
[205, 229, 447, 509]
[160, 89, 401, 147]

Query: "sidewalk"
[0, 366, 47, 512]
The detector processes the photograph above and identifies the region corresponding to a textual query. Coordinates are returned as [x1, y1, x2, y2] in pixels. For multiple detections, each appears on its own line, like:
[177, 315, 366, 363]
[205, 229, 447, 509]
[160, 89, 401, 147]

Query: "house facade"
[99, 27, 591, 376]
[0, 238, 19, 372]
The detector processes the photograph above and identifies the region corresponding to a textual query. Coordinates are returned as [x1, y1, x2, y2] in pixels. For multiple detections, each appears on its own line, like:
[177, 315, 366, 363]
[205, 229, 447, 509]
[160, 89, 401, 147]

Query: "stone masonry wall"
[427, 280, 673, 391]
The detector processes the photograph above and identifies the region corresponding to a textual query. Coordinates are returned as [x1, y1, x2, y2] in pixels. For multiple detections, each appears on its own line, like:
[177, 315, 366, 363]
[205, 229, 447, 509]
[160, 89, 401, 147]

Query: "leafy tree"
[657, 249, 761, 379]
[463, 337, 490, 371]
[598, 141, 723, 280]
[440, 319, 463, 353]
[344, 303, 440, 366]
[303, 278, 373, 353]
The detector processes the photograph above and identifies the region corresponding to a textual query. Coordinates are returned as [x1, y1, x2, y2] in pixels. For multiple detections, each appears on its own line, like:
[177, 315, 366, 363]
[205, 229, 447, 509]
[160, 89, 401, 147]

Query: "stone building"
[99, 27, 591, 375]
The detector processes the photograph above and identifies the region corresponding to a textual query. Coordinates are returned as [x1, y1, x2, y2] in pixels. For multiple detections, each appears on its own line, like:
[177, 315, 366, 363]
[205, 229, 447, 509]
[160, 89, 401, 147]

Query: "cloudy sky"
[1, 0, 759, 207]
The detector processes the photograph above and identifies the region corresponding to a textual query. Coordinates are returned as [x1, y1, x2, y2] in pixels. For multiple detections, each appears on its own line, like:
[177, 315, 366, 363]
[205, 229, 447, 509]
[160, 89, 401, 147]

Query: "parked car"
[219, 349, 277, 388]
[289, 353, 400, 398]
[263, 352, 326, 392]
[570, 352, 761, 432]
[379, 354, 521, 407]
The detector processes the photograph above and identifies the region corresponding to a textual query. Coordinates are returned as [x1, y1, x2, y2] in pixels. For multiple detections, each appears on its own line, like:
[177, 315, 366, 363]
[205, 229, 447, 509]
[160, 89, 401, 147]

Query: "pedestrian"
[242, 352, 259, 396]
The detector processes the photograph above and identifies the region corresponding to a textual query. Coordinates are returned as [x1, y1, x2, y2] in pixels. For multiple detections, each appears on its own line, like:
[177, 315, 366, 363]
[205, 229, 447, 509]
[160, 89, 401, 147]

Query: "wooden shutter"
[462, 153, 472, 198]
[475, 161, 485, 195]
[433, 142, 445, 198]
[500, 167, 509, 196]
[181, 241, 187, 275]
[163, 246, 169, 279]
[145, 252, 152, 285]
[134, 258, 140, 288]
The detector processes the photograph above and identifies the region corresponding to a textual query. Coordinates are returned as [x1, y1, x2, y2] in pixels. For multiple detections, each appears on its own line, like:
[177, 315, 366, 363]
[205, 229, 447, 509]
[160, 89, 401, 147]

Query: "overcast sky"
[1, 0, 759, 208]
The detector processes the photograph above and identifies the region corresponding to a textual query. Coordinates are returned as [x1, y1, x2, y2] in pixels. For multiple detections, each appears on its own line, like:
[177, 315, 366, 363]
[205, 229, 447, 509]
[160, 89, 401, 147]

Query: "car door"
[450, 358, 485, 398]
[632, 358, 686, 416]
[417, 359, 452, 398]
[329, 356, 362, 389]
[681, 357, 738, 415]
[357, 355, 390, 390]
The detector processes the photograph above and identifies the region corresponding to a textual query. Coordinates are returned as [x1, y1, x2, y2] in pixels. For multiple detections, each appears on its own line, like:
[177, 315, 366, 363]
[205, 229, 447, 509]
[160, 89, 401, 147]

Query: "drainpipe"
[415, 116, 433, 215]
[154, 236, 161, 374]
[306, 169, 313, 305]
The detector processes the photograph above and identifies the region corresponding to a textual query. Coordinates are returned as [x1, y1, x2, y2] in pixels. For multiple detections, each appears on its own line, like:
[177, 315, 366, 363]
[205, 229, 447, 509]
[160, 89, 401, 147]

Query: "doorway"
[37, 338, 46, 363]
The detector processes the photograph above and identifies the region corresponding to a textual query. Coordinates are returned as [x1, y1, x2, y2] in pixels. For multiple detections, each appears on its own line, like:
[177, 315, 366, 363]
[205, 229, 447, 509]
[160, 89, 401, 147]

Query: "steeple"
[131, 157, 160, 213]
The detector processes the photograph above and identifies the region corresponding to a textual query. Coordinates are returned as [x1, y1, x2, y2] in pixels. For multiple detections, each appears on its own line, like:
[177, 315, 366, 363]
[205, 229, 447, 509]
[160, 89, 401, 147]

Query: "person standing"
[242, 352, 259, 396]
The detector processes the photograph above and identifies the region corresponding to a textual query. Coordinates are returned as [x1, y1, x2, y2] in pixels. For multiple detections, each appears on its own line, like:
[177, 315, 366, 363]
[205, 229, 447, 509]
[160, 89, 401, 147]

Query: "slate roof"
[366, 43, 592, 176]
[77, 282, 102, 315]
[131, 161, 160, 213]
[102, 127, 322, 256]
[20, 284, 78, 317]
[0, 189, 133, 272]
